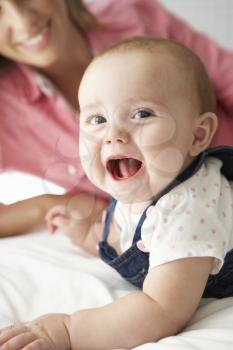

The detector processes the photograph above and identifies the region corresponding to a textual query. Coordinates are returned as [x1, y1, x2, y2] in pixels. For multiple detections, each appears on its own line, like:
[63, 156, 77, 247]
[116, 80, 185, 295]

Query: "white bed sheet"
[1, 1, 233, 349]
[1, 229, 233, 350]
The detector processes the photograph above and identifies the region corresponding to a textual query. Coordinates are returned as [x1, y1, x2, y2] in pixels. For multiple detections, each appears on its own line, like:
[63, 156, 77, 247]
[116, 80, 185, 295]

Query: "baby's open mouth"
[106, 158, 143, 180]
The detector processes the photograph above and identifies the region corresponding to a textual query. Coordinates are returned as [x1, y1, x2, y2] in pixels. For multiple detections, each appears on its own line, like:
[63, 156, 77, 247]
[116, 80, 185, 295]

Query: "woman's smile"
[17, 19, 51, 52]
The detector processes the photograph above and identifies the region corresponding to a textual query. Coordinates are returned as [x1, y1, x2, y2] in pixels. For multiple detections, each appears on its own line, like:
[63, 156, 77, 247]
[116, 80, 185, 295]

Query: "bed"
[1, 229, 233, 350]
[1, 1, 233, 349]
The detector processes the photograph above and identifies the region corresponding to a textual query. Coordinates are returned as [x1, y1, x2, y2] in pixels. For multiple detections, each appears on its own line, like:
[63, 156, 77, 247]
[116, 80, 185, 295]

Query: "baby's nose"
[104, 126, 129, 144]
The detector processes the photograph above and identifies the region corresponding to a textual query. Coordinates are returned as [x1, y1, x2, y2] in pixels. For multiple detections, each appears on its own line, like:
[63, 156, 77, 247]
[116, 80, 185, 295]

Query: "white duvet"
[1, 229, 233, 350]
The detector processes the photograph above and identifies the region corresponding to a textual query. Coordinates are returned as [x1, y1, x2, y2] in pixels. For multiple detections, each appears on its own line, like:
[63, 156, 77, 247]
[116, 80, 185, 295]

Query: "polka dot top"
[115, 157, 233, 274]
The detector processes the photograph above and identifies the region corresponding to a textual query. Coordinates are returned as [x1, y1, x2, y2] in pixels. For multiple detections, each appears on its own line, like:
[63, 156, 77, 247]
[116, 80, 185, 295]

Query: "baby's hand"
[45, 204, 90, 247]
[0, 314, 70, 350]
[45, 205, 70, 234]
[45, 205, 101, 249]
[45, 194, 108, 254]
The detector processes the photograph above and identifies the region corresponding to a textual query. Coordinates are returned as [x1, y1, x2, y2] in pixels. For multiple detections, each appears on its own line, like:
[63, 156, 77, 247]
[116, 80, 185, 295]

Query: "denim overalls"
[99, 146, 233, 298]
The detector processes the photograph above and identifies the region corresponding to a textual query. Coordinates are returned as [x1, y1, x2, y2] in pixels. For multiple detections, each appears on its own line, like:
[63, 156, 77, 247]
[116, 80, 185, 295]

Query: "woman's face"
[0, 0, 76, 68]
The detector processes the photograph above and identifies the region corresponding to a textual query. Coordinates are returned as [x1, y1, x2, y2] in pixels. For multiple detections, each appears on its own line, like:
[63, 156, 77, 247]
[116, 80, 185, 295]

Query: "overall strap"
[101, 198, 117, 241]
[132, 200, 157, 244]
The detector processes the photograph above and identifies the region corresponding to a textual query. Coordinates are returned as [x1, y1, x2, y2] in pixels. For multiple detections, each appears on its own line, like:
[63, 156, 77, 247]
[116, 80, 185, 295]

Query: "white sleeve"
[141, 159, 233, 274]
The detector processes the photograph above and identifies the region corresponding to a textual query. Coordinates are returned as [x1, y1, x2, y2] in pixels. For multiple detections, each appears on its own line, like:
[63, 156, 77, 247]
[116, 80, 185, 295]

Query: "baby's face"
[78, 51, 199, 203]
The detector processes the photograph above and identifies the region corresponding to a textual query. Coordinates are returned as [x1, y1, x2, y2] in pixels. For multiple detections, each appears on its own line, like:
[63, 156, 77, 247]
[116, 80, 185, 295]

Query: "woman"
[0, 0, 233, 239]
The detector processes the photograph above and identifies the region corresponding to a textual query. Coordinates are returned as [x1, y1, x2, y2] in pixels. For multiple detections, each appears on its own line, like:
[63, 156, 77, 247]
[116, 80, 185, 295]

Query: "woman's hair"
[67, 0, 101, 32]
[0, 0, 101, 69]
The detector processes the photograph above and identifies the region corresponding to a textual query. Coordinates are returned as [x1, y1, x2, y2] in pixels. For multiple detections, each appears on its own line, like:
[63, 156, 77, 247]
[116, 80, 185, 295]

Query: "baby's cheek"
[79, 137, 104, 185]
[146, 147, 185, 195]
[79, 138, 91, 168]
[139, 118, 176, 147]
[150, 147, 185, 175]
[79, 136, 97, 177]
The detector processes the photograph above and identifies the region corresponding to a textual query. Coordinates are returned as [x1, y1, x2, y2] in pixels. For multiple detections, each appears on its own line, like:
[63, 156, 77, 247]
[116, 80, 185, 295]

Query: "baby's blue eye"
[133, 110, 153, 119]
[89, 115, 106, 125]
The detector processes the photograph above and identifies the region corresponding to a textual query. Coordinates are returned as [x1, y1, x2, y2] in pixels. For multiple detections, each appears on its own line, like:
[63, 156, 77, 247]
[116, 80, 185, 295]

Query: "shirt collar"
[17, 63, 55, 103]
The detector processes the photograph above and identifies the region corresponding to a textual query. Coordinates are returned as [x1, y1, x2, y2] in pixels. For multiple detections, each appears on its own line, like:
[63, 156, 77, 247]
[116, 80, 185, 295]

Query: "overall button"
[136, 240, 149, 253]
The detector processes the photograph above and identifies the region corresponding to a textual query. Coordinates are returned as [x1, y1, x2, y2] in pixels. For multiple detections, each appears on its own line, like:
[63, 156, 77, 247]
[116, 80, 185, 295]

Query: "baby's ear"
[190, 112, 218, 157]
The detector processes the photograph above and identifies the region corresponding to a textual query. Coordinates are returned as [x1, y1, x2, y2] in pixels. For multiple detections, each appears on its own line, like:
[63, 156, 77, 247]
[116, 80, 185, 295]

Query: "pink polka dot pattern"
[144, 158, 233, 274]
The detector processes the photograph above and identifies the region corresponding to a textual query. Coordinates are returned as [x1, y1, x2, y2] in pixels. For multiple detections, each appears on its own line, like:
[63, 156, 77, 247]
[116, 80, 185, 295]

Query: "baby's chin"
[108, 189, 154, 204]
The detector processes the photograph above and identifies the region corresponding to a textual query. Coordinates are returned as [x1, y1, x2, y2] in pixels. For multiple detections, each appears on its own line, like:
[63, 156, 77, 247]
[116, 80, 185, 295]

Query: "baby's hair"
[92, 37, 216, 114]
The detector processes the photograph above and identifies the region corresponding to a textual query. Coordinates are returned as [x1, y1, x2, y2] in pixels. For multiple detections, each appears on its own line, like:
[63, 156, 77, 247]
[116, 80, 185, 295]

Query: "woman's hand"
[0, 314, 70, 350]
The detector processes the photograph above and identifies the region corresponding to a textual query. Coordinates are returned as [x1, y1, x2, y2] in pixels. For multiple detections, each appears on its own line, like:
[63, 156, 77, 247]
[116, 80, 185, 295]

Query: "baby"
[1, 37, 233, 350]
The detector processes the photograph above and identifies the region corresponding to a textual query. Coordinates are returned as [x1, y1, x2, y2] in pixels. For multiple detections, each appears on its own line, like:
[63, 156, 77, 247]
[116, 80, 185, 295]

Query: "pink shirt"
[1, 0, 233, 195]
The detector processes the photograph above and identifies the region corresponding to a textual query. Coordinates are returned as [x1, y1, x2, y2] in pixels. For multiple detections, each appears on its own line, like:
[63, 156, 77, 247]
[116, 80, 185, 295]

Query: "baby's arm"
[66, 256, 213, 349]
[0, 256, 213, 349]
[0, 194, 62, 237]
